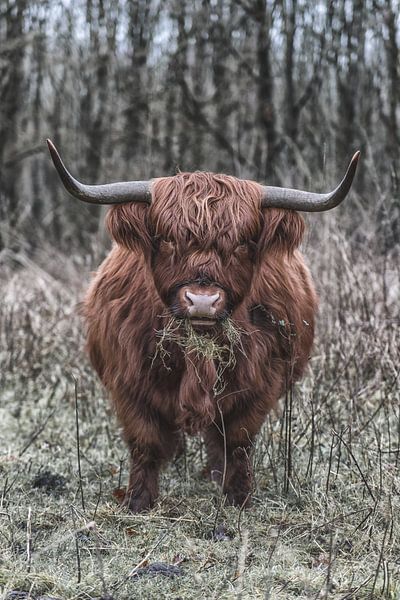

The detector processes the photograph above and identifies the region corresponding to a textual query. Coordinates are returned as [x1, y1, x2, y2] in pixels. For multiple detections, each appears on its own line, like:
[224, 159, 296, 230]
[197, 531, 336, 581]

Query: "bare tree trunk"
[334, 0, 365, 172]
[0, 0, 27, 246]
[190, 0, 209, 169]
[382, 0, 399, 160]
[175, 0, 190, 168]
[253, 0, 278, 181]
[283, 0, 297, 161]
[124, 0, 152, 166]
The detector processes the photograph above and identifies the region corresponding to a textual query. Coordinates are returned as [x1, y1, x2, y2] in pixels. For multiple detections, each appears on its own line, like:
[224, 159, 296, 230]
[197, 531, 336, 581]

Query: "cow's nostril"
[212, 293, 220, 306]
[185, 291, 194, 306]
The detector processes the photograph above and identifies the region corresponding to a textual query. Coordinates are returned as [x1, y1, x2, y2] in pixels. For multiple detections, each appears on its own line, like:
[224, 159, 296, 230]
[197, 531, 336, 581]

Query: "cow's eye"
[160, 239, 175, 253]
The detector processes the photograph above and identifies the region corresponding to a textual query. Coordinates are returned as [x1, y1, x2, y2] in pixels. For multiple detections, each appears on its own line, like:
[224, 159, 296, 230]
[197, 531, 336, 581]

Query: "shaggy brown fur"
[82, 172, 317, 512]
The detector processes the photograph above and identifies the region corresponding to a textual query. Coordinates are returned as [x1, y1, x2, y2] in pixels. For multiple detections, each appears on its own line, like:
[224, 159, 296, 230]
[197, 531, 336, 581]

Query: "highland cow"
[48, 140, 359, 512]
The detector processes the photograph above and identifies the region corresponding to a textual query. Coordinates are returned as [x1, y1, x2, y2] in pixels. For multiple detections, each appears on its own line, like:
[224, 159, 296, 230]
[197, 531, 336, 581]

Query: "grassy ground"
[0, 223, 399, 600]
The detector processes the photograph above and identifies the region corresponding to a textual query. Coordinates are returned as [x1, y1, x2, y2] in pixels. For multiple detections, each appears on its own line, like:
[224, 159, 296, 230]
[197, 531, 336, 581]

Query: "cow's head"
[47, 140, 359, 329]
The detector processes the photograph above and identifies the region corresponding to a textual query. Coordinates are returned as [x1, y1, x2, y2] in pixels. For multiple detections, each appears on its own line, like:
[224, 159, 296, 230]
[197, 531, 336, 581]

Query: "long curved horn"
[261, 151, 360, 211]
[47, 139, 152, 205]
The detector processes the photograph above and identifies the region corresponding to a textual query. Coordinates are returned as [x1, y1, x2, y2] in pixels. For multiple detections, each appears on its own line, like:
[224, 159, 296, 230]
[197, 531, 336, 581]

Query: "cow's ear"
[106, 204, 152, 253]
[259, 209, 305, 254]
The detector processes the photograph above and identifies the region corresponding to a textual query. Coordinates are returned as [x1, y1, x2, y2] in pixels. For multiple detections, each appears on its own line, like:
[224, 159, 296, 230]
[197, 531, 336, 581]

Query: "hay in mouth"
[152, 317, 246, 395]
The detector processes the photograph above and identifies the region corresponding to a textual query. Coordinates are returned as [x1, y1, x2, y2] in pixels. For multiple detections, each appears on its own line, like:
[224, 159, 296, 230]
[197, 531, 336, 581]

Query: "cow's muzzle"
[174, 283, 228, 327]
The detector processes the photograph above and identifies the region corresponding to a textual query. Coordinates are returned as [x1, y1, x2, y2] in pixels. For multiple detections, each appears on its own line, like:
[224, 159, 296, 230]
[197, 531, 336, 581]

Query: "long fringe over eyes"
[150, 172, 263, 248]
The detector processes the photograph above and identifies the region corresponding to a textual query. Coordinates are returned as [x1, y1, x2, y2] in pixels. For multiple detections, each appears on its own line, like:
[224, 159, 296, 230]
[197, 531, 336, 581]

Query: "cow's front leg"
[119, 411, 179, 513]
[224, 444, 254, 507]
[123, 445, 161, 513]
[204, 412, 262, 507]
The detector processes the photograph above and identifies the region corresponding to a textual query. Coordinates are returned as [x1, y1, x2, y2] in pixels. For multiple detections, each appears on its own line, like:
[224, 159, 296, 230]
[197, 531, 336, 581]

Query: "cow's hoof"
[225, 489, 252, 508]
[122, 489, 154, 513]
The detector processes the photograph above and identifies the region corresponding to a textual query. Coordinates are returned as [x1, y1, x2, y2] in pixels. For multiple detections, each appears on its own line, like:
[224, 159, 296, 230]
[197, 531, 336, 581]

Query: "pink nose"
[185, 291, 220, 317]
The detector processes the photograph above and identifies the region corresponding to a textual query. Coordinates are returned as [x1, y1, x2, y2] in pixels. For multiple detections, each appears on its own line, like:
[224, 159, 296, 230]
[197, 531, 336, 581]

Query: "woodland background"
[0, 0, 399, 251]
